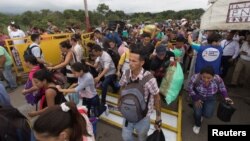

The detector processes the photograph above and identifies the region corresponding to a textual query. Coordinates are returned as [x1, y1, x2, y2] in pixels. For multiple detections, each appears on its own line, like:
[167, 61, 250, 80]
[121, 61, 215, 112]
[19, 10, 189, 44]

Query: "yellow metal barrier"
[4, 32, 94, 80]
[81, 32, 93, 59]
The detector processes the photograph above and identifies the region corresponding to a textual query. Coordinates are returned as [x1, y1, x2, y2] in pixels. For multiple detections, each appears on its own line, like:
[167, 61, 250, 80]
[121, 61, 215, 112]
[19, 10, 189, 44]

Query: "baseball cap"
[156, 45, 166, 55]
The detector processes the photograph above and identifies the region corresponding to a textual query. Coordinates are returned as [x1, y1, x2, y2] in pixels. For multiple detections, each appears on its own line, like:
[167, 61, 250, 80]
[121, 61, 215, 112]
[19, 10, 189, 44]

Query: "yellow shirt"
[118, 50, 130, 65]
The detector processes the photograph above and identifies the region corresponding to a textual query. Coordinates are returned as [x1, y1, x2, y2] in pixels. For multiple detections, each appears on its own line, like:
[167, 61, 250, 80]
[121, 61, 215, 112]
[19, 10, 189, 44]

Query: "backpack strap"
[140, 71, 154, 111]
[124, 69, 131, 83]
[29, 45, 38, 49]
[29, 45, 42, 56]
[140, 71, 154, 86]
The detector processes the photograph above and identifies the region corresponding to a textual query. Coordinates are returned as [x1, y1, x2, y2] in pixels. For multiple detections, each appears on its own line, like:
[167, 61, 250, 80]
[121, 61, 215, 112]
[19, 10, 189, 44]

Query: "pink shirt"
[28, 66, 41, 80]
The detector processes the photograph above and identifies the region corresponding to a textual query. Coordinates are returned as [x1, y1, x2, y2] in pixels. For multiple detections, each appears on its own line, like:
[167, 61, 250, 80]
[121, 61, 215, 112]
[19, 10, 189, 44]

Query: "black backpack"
[0, 106, 31, 141]
[23, 45, 42, 58]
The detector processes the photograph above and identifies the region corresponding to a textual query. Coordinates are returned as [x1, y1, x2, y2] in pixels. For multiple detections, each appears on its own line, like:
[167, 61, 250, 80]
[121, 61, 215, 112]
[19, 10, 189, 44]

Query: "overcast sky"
[0, 0, 209, 14]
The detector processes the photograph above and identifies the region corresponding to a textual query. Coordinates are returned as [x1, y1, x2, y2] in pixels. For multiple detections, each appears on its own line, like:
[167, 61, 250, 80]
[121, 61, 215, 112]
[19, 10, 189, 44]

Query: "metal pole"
[84, 0, 91, 32]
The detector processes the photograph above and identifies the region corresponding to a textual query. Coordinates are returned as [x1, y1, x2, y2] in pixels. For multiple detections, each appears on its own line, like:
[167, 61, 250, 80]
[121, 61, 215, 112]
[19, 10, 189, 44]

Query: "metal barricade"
[4, 32, 93, 82]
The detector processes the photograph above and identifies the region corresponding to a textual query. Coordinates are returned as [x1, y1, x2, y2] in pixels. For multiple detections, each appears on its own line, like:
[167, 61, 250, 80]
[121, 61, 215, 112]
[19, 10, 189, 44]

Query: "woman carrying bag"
[188, 66, 234, 134]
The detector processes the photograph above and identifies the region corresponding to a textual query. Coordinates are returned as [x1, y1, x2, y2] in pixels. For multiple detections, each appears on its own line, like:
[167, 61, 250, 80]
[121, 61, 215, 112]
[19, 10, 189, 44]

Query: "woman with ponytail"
[56, 61, 100, 117]
[28, 69, 66, 117]
[22, 55, 45, 105]
[33, 102, 95, 141]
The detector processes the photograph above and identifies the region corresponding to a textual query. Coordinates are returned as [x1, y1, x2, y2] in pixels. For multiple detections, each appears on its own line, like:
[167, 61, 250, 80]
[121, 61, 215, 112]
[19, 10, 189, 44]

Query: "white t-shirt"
[72, 43, 83, 62]
[9, 29, 26, 45]
[29, 43, 44, 60]
[97, 51, 116, 77]
[221, 39, 240, 59]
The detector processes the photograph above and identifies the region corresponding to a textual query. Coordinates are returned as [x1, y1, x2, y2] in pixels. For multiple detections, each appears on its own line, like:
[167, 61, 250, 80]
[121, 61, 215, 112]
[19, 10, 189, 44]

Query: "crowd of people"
[0, 18, 249, 141]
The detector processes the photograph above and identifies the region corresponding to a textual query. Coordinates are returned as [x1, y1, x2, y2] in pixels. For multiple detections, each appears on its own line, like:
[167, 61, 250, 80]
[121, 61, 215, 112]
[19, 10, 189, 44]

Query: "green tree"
[97, 3, 109, 16]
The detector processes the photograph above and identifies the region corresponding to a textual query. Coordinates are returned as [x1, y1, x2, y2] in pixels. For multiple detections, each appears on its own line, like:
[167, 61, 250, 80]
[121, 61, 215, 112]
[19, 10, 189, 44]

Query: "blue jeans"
[101, 74, 119, 105]
[122, 116, 150, 141]
[193, 96, 216, 127]
[0, 83, 11, 106]
[3, 65, 17, 88]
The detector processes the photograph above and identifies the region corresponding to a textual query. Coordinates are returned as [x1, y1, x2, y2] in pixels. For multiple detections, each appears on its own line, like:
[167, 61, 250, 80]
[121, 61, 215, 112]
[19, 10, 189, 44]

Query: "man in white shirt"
[92, 44, 119, 106]
[9, 24, 26, 66]
[9, 24, 26, 45]
[230, 35, 250, 87]
[220, 31, 240, 78]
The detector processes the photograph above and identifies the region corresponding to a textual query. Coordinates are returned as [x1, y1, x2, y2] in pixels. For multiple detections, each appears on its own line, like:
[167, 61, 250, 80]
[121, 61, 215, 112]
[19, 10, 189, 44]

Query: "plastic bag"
[146, 130, 165, 141]
[217, 102, 236, 122]
[160, 62, 184, 104]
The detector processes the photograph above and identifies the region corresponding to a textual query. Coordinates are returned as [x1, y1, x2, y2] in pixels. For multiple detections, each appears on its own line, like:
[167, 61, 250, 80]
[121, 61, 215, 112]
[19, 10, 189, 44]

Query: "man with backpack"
[24, 34, 50, 66]
[118, 44, 162, 141]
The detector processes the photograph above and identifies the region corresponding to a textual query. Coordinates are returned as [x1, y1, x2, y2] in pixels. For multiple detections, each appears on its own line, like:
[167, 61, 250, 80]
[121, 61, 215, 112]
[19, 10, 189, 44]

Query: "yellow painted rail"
[4, 32, 93, 81]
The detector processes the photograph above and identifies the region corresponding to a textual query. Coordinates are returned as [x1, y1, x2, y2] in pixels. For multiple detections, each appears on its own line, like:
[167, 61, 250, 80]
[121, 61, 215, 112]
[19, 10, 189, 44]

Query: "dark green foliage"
[0, 3, 204, 33]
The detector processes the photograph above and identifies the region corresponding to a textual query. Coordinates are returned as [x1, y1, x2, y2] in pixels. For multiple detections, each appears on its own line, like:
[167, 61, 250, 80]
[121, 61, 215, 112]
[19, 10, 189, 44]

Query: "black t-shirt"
[141, 43, 155, 70]
[150, 51, 175, 77]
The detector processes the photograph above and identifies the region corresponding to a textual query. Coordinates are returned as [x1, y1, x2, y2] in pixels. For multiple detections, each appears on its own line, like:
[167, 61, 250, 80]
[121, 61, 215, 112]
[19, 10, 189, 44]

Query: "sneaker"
[105, 104, 109, 116]
[193, 125, 201, 134]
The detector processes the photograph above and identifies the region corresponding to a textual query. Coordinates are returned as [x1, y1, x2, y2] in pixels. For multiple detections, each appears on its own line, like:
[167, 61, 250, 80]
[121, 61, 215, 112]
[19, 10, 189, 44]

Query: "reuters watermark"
[208, 125, 249, 140]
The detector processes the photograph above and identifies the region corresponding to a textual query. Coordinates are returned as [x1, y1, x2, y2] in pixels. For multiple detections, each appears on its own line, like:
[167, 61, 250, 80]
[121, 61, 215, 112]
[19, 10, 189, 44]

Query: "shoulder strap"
[124, 69, 130, 83]
[48, 87, 60, 94]
[140, 71, 154, 86]
[223, 40, 233, 50]
[71, 51, 77, 63]
[29, 45, 38, 50]
[29, 45, 42, 55]
[140, 71, 154, 105]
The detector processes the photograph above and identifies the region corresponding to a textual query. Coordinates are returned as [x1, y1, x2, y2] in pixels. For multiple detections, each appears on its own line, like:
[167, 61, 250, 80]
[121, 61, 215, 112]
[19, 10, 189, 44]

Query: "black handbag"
[146, 130, 165, 141]
[217, 101, 236, 122]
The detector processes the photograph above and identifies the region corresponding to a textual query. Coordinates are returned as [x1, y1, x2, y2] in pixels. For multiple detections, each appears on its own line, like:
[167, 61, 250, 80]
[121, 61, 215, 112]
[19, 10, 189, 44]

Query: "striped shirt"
[188, 74, 228, 101]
